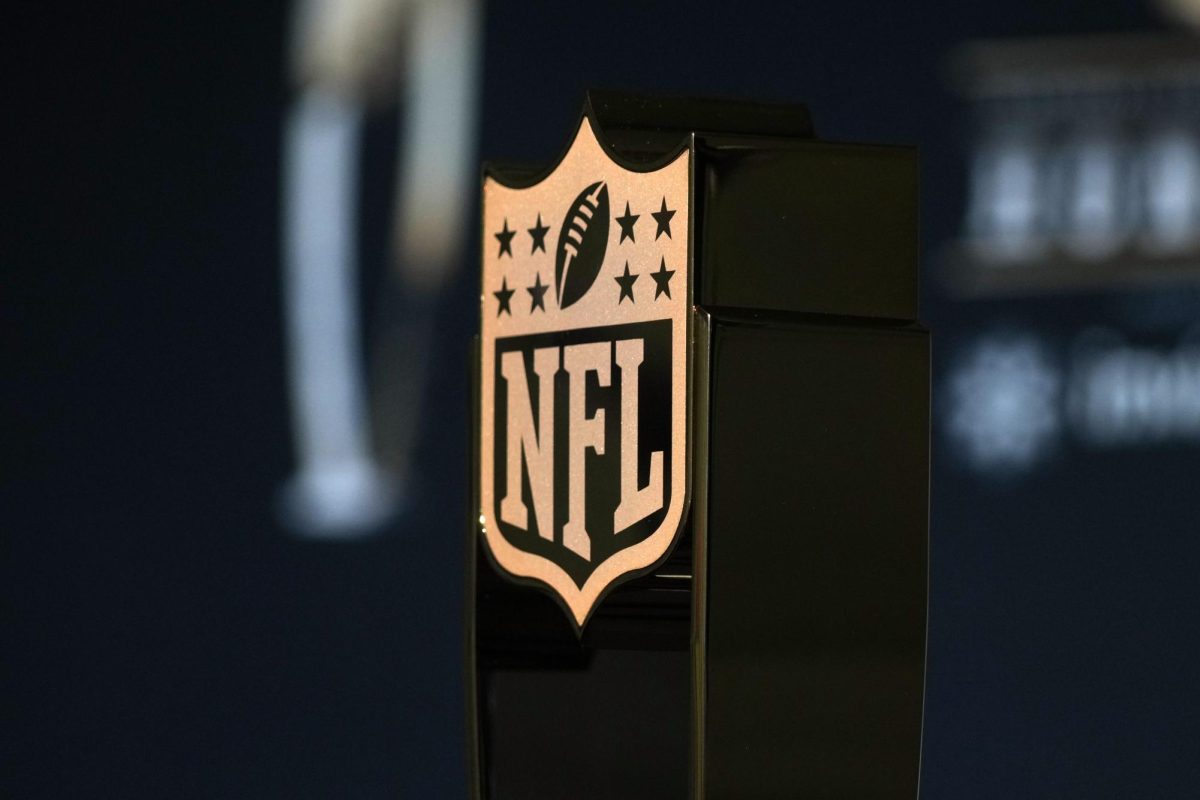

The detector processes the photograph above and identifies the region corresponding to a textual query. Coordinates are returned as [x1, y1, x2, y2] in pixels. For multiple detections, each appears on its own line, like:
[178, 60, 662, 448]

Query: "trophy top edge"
[482, 90, 815, 189]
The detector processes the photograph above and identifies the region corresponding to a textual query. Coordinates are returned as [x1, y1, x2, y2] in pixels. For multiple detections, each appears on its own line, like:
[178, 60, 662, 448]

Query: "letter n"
[499, 347, 558, 539]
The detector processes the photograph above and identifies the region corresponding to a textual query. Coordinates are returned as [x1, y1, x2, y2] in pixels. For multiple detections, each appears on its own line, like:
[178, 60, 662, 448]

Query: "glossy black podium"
[468, 93, 927, 799]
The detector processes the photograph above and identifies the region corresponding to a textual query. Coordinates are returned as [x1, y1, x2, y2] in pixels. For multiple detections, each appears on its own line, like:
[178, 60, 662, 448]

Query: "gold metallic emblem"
[478, 114, 690, 629]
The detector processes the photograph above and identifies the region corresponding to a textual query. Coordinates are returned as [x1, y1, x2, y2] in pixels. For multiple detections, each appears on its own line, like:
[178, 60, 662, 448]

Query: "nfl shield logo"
[477, 113, 690, 630]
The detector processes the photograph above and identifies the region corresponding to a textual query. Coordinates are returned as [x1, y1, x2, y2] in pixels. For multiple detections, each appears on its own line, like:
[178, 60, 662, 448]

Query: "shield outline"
[477, 102, 693, 632]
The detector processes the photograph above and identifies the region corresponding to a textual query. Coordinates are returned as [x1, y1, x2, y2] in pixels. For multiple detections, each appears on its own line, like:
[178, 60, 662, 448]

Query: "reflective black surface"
[702, 314, 927, 797]
[469, 94, 927, 798]
[699, 139, 919, 321]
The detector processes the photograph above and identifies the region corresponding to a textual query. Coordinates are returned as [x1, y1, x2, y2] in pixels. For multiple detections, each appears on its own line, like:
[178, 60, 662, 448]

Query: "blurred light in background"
[1068, 326, 1200, 447]
[280, 0, 482, 537]
[950, 35, 1200, 292]
[940, 33, 1200, 480]
[944, 325, 1200, 475]
[946, 332, 1061, 473]
[282, 89, 387, 535]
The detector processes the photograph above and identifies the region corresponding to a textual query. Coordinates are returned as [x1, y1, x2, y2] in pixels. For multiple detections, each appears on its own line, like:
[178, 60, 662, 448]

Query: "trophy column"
[694, 135, 926, 797]
[469, 93, 927, 799]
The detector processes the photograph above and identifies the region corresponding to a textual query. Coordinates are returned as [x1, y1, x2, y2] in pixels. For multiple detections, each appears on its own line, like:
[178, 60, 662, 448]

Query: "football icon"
[555, 181, 610, 309]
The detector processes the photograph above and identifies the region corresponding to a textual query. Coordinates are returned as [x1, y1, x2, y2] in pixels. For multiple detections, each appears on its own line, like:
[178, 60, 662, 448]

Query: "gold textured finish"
[479, 117, 690, 628]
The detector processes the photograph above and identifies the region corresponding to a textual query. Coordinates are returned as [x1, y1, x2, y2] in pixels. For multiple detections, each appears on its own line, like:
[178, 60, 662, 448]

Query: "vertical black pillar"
[693, 137, 927, 797]
[468, 93, 927, 799]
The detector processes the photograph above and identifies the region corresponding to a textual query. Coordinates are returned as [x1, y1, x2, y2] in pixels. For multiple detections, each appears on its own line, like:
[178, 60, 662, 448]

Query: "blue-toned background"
[8, 1, 1198, 796]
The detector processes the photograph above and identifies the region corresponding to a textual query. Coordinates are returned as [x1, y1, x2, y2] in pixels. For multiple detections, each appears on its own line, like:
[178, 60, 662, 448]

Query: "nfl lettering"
[499, 337, 664, 560]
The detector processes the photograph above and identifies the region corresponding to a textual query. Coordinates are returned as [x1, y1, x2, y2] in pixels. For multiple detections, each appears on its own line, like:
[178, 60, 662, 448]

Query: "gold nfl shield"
[477, 114, 690, 630]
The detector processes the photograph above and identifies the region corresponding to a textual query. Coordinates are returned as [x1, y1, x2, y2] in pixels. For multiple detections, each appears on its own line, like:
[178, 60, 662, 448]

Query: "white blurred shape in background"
[946, 327, 1200, 476]
[947, 334, 1063, 472]
[967, 129, 1046, 263]
[1141, 129, 1200, 254]
[279, 0, 482, 537]
[1061, 130, 1129, 260]
[1069, 327, 1200, 447]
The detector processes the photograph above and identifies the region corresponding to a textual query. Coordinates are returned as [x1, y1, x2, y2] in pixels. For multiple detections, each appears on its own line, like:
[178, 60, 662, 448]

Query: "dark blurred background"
[7, 0, 1200, 797]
